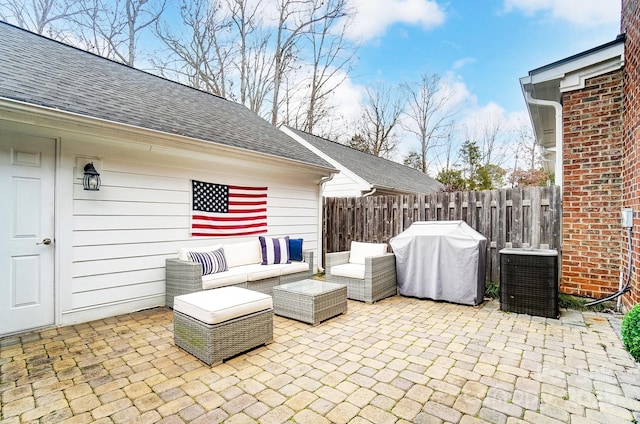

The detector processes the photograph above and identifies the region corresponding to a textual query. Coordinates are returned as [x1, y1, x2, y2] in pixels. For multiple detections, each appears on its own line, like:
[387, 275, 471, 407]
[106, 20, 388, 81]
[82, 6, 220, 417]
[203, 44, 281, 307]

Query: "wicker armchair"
[325, 242, 397, 304]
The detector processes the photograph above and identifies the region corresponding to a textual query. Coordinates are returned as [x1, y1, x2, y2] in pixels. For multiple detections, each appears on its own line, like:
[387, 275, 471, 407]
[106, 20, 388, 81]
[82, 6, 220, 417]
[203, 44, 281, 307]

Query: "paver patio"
[1, 296, 639, 424]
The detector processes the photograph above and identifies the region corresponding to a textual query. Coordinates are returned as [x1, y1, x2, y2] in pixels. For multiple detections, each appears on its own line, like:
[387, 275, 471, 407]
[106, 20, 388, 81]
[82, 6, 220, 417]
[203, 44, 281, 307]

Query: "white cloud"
[504, 0, 620, 27]
[452, 57, 475, 71]
[347, 0, 446, 41]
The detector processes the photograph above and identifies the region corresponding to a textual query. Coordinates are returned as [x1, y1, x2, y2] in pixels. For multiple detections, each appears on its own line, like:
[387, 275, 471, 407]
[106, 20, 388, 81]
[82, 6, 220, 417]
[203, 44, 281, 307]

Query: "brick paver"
[1, 298, 639, 423]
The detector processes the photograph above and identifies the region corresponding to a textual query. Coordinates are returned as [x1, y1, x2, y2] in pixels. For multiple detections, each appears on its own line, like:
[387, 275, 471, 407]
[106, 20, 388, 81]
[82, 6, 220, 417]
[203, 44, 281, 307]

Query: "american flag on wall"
[191, 180, 268, 237]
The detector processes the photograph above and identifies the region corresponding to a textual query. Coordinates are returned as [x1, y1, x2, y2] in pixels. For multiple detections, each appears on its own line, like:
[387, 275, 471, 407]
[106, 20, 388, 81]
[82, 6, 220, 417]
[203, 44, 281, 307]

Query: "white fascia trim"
[527, 42, 624, 89]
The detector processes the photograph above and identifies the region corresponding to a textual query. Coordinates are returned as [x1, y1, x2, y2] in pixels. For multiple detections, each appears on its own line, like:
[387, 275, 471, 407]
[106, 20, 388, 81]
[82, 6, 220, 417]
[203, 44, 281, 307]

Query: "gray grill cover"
[389, 221, 487, 306]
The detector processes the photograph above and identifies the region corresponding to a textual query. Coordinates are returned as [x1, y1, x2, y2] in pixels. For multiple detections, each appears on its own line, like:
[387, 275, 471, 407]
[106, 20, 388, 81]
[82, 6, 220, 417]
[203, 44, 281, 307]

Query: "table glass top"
[276, 279, 344, 295]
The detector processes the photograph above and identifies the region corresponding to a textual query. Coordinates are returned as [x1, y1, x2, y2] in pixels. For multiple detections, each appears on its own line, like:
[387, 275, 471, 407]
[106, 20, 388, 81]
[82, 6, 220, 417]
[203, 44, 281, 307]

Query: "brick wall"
[561, 70, 624, 299]
[622, 0, 640, 310]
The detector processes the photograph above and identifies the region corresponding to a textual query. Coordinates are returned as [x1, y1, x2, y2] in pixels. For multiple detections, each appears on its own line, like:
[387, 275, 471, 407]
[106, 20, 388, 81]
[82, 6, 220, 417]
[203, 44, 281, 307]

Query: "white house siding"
[55, 134, 325, 326]
[322, 171, 367, 197]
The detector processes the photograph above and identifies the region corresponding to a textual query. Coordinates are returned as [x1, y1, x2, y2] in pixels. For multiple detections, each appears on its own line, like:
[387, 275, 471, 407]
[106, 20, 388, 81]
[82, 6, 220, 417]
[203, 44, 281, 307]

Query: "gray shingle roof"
[287, 127, 443, 194]
[0, 22, 333, 170]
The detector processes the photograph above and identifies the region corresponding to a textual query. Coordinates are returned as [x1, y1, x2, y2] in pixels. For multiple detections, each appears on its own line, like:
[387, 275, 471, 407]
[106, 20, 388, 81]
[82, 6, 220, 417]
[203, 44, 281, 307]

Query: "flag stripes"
[191, 180, 268, 237]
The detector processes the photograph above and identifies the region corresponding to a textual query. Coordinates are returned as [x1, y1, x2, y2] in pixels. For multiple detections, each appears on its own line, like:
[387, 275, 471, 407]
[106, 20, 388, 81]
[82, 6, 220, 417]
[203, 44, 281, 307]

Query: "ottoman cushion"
[174, 286, 272, 325]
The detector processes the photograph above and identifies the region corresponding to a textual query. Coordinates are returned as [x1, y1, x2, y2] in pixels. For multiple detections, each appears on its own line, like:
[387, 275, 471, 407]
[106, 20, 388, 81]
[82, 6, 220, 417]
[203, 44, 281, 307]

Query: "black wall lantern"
[83, 162, 101, 191]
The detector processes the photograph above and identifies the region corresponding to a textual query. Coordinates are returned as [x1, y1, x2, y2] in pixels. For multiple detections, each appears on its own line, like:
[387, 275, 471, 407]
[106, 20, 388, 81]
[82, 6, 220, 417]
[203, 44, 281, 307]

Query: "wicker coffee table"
[273, 280, 347, 325]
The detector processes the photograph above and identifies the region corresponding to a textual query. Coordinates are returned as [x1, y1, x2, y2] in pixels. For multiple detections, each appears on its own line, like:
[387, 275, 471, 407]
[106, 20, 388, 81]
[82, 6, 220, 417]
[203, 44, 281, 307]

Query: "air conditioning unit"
[499, 248, 559, 318]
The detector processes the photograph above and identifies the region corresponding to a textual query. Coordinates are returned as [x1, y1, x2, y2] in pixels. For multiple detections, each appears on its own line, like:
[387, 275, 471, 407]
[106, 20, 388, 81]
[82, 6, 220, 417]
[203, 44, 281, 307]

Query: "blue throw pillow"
[259, 236, 290, 264]
[289, 238, 303, 261]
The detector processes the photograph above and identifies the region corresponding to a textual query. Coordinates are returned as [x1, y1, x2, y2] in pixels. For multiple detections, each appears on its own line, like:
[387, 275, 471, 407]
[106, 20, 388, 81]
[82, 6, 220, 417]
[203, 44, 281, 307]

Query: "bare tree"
[509, 118, 549, 187]
[227, 0, 260, 105]
[479, 109, 505, 167]
[269, 0, 347, 126]
[0, 0, 79, 40]
[244, 35, 275, 113]
[299, 0, 353, 134]
[349, 83, 404, 158]
[154, 0, 233, 97]
[400, 72, 456, 174]
[74, 0, 166, 66]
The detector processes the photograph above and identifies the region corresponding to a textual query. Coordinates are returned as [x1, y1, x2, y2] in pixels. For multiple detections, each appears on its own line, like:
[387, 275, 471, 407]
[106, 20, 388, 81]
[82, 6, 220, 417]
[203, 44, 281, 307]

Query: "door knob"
[37, 238, 52, 245]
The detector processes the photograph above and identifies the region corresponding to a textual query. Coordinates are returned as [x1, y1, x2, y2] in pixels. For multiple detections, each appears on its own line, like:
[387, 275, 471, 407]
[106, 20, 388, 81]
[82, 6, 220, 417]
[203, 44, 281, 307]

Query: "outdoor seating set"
[167, 237, 397, 365]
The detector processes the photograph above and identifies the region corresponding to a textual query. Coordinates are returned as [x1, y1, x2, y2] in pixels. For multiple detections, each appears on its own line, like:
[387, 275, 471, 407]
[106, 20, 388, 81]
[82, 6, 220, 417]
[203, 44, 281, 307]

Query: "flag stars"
[192, 181, 229, 213]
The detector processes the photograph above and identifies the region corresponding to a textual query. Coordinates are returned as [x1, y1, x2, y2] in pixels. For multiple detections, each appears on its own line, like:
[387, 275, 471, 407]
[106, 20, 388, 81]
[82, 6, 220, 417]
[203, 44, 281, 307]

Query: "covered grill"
[389, 221, 487, 306]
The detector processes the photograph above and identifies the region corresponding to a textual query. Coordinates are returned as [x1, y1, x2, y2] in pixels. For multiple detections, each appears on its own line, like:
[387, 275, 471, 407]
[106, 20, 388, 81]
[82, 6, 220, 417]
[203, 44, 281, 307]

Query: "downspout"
[524, 92, 563, 192]
[363, 187, 377, 197]
[317, 174, 335, 272]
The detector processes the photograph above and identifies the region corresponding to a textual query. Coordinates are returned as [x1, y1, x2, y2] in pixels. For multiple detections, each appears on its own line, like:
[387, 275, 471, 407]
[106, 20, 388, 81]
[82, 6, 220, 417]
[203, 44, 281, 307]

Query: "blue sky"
[344, 0, 621, 115]
[324, 0, 622, 168]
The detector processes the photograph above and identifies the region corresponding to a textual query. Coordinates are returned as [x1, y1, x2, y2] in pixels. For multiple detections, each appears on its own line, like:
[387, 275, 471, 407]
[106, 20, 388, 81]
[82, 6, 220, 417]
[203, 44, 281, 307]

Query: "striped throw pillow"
[188, 248, 228, 275]
[259, 236, 290, 265]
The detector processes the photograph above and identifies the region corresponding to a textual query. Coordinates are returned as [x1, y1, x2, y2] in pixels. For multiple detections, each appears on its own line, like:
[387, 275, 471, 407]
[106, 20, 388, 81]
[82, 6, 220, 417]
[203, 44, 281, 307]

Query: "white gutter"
[524, 92, 563, 192]
[316, 174, 335, 272]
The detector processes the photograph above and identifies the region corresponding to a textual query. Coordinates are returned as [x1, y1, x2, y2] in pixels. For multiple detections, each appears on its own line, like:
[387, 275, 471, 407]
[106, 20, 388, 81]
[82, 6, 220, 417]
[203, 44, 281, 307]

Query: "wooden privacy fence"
[323, 185, 562, 283]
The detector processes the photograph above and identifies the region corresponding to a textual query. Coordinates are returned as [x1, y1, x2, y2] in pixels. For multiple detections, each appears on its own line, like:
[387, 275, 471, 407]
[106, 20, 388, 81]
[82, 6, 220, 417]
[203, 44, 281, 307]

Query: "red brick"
[561, 68, 624, 301]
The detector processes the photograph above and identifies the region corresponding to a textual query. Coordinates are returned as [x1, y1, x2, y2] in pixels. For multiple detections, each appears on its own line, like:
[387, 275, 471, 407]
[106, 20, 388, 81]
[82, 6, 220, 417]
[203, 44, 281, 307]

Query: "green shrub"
[622, 304, 640, 362]
[484, 282, 499, 299]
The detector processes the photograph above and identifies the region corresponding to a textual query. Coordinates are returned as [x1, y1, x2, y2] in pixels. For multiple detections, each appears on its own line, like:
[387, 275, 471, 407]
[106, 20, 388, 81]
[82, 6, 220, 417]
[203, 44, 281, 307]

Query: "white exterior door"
[0, 134, 55, 336]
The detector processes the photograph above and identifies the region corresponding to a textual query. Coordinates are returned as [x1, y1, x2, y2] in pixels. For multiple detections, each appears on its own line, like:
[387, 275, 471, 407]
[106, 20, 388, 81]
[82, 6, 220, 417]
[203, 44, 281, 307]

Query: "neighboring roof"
[0, 22, 333, 170]
[284, 126, 443, 194]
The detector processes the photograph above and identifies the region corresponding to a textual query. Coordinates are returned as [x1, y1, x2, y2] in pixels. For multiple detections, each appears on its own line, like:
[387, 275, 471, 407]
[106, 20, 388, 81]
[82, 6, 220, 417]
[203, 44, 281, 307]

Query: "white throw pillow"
[224, 240, 262, 268]
[348, 241, 388, 265]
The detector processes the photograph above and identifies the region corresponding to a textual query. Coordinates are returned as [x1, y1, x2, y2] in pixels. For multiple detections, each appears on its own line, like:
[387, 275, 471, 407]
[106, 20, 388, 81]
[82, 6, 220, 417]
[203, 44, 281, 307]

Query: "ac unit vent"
[499, 248, 559, 318]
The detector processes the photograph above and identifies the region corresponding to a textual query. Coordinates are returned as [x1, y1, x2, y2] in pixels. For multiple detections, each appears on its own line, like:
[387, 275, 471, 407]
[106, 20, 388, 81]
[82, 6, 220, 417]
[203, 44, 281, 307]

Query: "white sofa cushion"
[244, 264, 282, 281]
[279, 261, 309, 275]
[348, 241, 388, 265]
[331, 263, 365, 280]
[201, 268, 248, 290]
[224, 240, 262, 268]
[178, 244, 223, 261]
[174, 286, 272, 324]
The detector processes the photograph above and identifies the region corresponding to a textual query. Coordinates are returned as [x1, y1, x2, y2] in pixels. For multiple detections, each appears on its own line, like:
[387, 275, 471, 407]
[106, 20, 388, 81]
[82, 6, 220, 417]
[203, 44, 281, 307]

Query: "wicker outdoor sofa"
[166, 238, 314, 308]
[325, 241, 397, 303]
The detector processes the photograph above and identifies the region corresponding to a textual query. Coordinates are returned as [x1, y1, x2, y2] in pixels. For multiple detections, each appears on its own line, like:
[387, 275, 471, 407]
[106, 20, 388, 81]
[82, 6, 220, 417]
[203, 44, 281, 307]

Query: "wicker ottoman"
[173, 286, 273, 365]
[273, 279, 347, 325]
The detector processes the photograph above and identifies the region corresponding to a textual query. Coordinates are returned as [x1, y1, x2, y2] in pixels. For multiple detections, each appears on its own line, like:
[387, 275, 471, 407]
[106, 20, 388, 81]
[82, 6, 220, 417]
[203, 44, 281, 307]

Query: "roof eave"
[0, 97, 338, 176]
[519, 35, 625, 176]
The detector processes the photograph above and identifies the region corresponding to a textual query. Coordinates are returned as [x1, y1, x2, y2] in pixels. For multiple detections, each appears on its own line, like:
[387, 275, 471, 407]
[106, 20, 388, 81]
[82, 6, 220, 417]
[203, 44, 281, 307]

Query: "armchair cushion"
[348, 241, 388, 265]
[330, 263, 365, 280]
